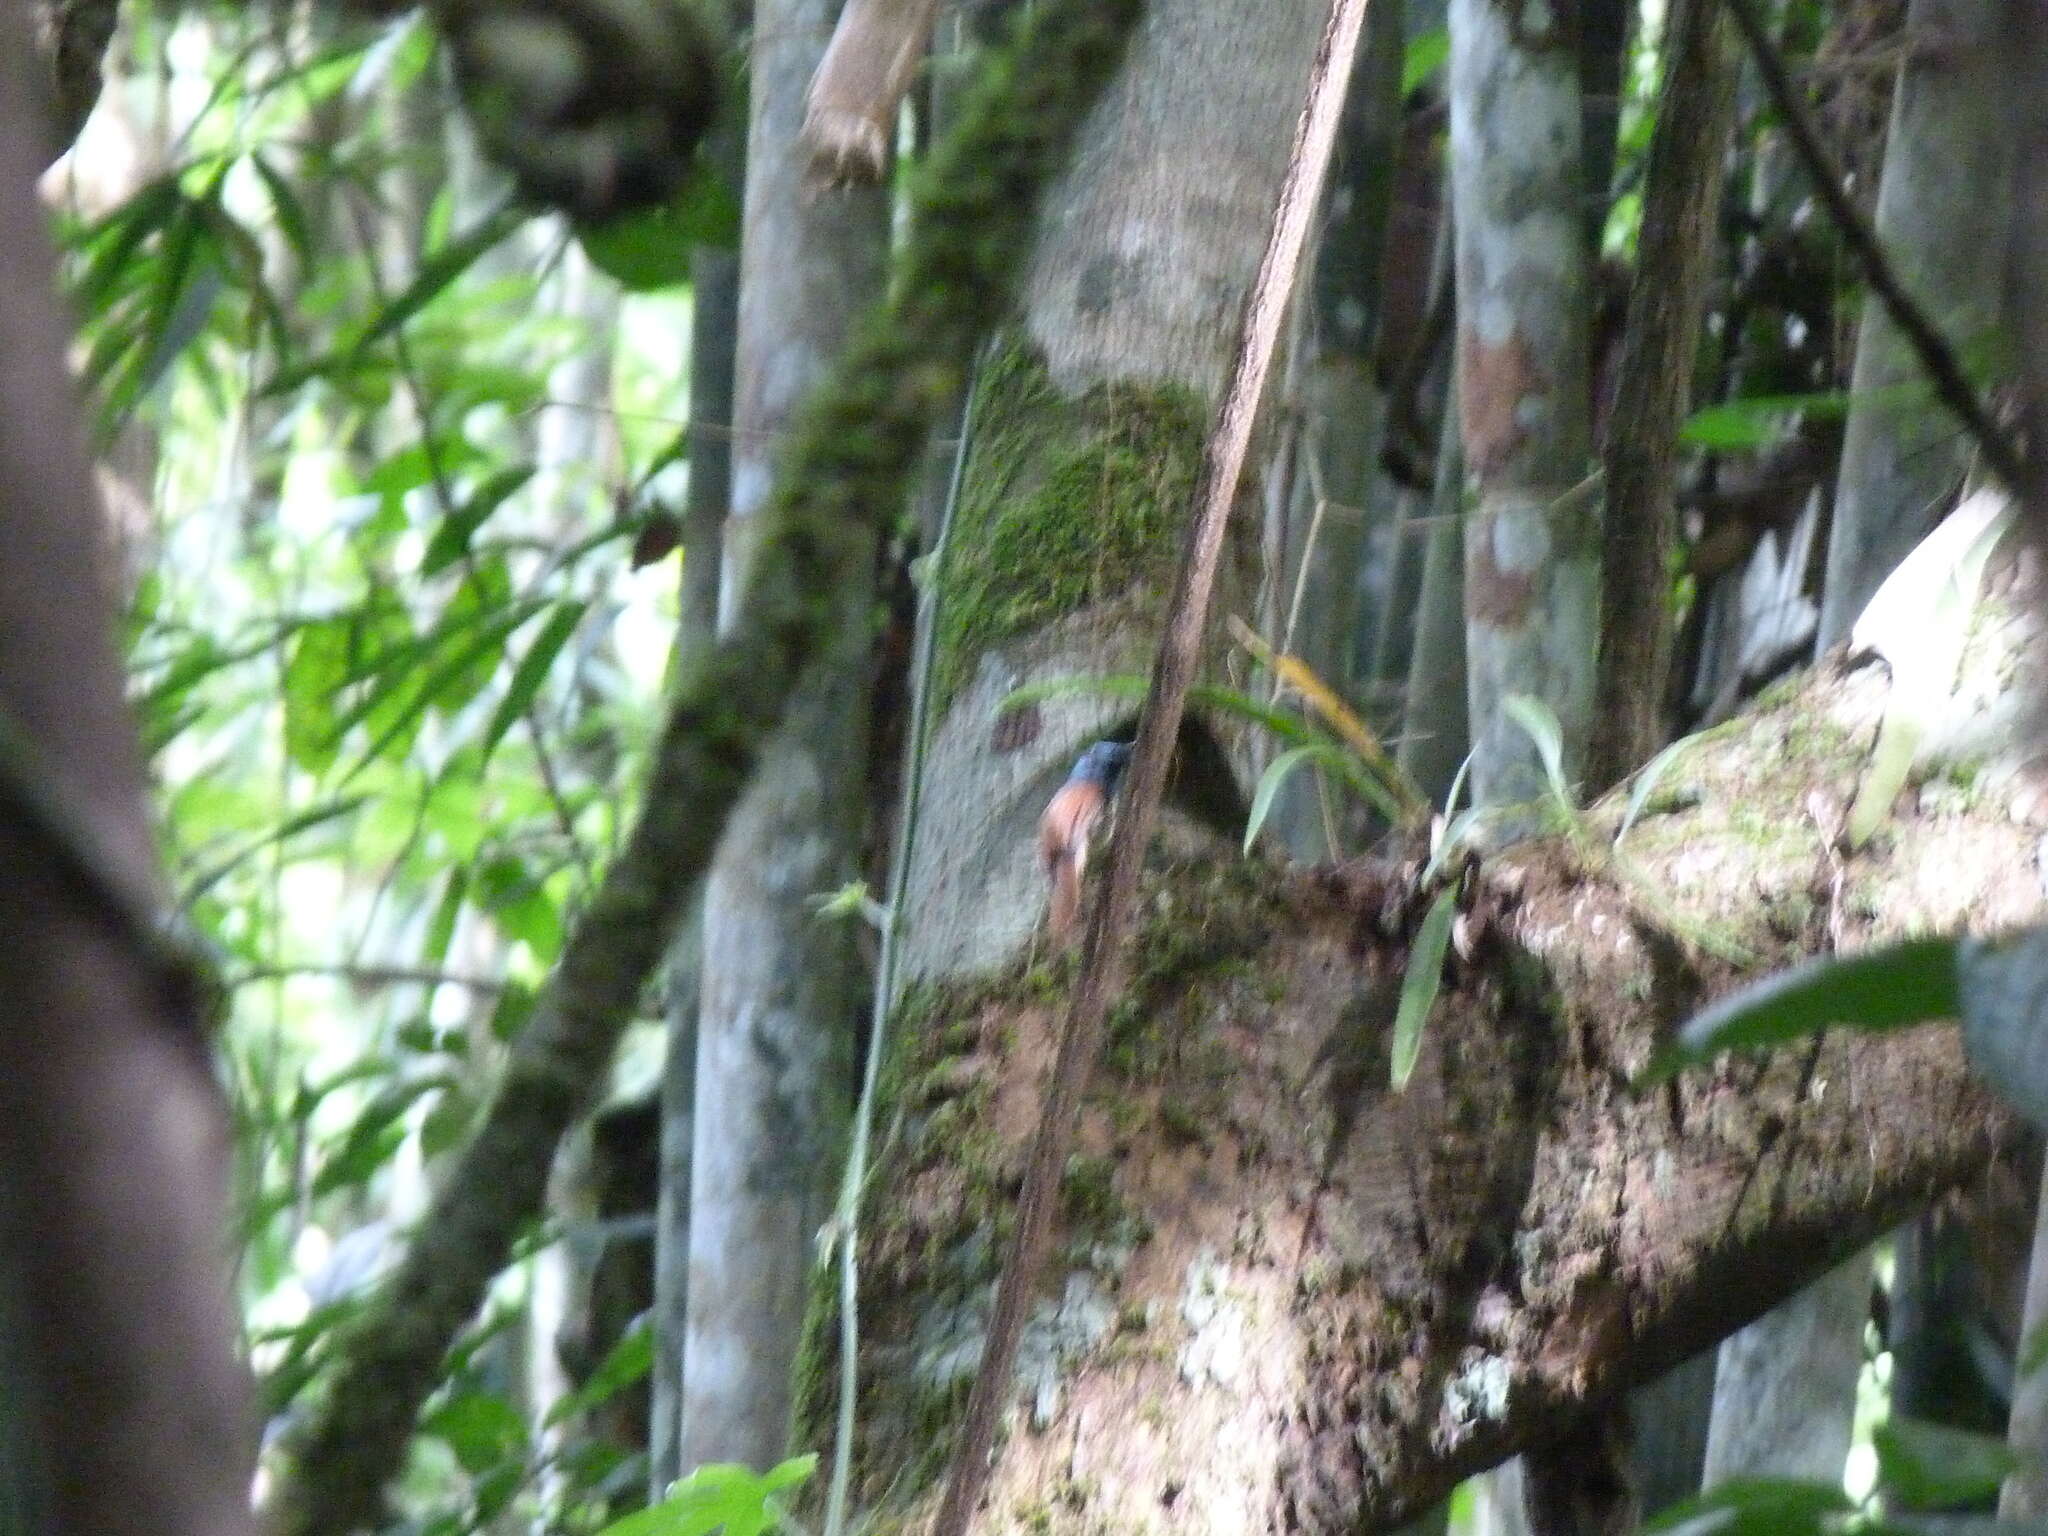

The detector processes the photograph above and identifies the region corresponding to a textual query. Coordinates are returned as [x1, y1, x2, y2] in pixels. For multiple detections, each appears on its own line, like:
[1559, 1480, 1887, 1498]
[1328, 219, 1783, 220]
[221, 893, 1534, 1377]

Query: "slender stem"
[1723, 0, 2025, 491]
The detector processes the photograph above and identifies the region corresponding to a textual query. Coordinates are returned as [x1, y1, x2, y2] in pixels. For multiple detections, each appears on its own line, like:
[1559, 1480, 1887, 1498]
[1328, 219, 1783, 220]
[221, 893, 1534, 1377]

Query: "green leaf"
[1873, 1416, 2014, 1510]
[1637, 935, 1962, 1085]
[1244, 744, 1341, 853]
[608, 1456, 818, 1536]
[284, 618, 352, 774]
[423, 1391, 529, 1477]
[421, 466, 537, 575]
[576, 173, 742, 290]
[1401, 27, 1449, 91]
[1502, 694, 1571, 810]
[1618, 736, 1698, 844]
[479, 600, 588, 766]
[476, 855, 561, 958]
[1392, 887, 1458, 1090]
[546, 1317, 653, 1427]
[1644, 1478, 1850, 1536]
[355, 203, 520, 351]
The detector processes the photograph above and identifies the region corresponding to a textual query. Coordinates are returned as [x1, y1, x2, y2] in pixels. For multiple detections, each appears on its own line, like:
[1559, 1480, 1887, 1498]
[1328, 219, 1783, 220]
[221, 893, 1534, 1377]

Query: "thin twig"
[928, 2, 1371, 1531]
[1724, 0, 2026, 491]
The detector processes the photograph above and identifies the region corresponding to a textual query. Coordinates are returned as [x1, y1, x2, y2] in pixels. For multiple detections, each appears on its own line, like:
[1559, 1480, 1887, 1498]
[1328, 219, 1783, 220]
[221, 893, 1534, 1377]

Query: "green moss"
[932, 339, 1206, 712]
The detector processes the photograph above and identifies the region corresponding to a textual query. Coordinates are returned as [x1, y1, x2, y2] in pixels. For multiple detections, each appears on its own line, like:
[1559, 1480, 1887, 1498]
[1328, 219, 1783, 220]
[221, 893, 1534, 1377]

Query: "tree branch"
[932, 0, 1373, 1530]
[803, 0, 940, 184]
[268, 3, 1147, 1530]
[1724, 0, 2026, 492]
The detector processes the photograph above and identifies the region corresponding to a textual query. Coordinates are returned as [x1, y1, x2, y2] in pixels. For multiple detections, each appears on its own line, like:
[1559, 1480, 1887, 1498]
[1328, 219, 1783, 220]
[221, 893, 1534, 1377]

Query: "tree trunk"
[1815, 0, 2011, 650]
[679, 0, 891, 1472]
[899, 0, 1332, 985]
[1447, 0, 1599, 808]
[650, 52, 744, 1494]
[0, 23, 255, 1532]
[1700, 1255, 1871, 1485]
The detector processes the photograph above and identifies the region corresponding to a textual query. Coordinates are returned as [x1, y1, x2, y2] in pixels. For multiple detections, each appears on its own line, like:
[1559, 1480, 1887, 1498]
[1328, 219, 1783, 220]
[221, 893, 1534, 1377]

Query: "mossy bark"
[804, 615, 2045, 1531]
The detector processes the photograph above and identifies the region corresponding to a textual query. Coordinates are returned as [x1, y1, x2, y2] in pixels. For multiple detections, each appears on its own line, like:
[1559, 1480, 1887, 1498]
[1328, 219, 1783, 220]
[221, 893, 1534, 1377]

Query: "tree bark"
[0, 22, 256, 1534]
[1588, 0, 1737, 789]
[814, 611, 2040, 1529]
[1447, 0, 1599, 808]
[1816, 0, 2012, 649]
[900, 0, 1332, 985]
[680, 0, 891, 1472]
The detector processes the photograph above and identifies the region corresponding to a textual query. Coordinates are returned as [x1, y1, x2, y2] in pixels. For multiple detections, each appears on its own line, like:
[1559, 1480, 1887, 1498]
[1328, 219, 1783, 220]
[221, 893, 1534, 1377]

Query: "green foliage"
[600, 1457, 816, 1536]
[1391, 887, 1458, 1090]
[1638, 936, 1961, 1084]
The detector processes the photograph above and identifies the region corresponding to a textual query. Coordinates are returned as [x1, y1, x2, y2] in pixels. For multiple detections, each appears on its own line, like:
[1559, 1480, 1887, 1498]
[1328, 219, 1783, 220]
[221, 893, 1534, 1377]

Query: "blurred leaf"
[1244, 744, 1337, 853]
[476, 855, 561, 957]
[546, 1317, 653, 1427]
[1645, 1477, 1851, 1536]
[576, 173, 742, 290]
[1502, 694, 1571, 810]
[1392, 887, 1457, 1090]
[1638, 935, 1961, 1085]
[423, 867, 469, 970]
[421, 466, 536, 575]
[607, 1455, 817, 1536]
[480, 599, 589, 766]
[356, 203, 521, 350]
[1618, 735, 1698, 844]
[1402, 27, 1448, 91]
[1873, 1416, 2014, 1510]
[423, 1391, 528, 1477]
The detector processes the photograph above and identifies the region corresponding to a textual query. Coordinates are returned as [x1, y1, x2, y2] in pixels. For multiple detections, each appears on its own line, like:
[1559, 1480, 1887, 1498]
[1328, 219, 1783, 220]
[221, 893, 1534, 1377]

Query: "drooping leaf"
[355, 202, 521, 351]
[1502, 694, 1571, 810]
[1392, 887, 1459, 1091]
[1638, 935, 1962, 1084]
[1244, 744, 1342, 853]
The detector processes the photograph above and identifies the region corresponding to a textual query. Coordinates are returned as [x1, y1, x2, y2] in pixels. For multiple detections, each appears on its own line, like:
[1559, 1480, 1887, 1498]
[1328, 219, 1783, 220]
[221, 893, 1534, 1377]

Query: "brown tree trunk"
[0, 22, 255, 1535]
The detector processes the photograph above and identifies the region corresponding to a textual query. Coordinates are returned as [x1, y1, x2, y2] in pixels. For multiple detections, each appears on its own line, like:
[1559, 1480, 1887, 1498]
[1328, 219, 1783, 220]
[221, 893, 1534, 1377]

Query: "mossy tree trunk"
[899, 0, 1333, 983]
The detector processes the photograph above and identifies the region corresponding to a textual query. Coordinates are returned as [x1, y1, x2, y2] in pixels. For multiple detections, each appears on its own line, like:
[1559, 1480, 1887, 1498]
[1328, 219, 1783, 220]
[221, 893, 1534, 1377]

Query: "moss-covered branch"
[269, 3, 1144, 1529]
[807, 648, 2031, 1532]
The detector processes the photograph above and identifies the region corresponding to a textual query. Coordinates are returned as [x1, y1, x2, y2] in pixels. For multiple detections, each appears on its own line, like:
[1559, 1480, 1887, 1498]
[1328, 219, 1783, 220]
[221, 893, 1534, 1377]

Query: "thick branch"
[1725, 0, 2025, 492]
[828, 627, 2039, 1532]
[803, 0, 939, 183]
[268, 3, 1146, 1530]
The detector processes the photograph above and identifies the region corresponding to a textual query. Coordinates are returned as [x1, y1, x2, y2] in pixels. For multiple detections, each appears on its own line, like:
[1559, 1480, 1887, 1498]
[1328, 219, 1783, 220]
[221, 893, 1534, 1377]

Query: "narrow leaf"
[1244, 744, 1337, 853]
[1502, 694, 1571, 810]
[1637, 935, 1962, 1084]
[1392, 887, 1459, 1090]
[1618, 736, 1697, 844]
[479, 600, 588, 767]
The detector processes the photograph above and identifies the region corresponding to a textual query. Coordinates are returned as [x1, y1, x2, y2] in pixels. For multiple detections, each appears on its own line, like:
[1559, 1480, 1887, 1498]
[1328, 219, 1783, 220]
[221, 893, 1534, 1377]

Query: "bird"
[1038, 740, 1133, 942]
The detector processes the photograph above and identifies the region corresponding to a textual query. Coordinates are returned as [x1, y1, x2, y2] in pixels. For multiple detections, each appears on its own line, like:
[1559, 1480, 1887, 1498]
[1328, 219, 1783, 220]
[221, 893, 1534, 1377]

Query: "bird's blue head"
[1069, 740, 1134, 793]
